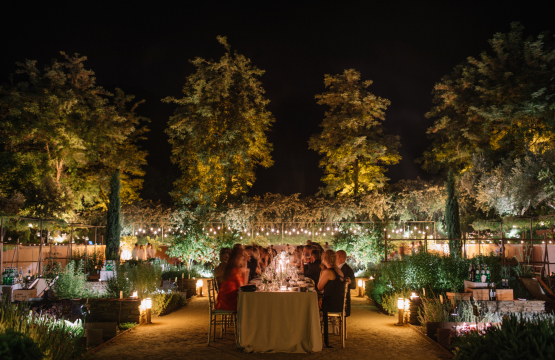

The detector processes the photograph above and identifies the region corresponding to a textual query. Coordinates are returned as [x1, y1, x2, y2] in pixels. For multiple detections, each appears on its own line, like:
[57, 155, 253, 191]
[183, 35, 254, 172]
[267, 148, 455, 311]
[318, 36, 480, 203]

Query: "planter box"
[468, 288, 489, 300]
[496, 289, 513, 301]
[85, 322, 117, 338]
[446, 292, 471, 301]
[13, 288, 37, 301]
[464, 280, 487, 293]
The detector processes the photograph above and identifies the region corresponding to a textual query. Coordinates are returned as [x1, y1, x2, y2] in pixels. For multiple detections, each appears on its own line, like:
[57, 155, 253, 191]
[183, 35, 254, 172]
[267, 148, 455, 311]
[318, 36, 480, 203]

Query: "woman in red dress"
[215, 247, 247, 311]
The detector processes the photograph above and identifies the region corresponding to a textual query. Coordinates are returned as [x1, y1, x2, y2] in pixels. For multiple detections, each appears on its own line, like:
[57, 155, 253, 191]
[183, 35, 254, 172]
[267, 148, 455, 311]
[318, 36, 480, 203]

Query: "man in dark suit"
[336, 250, 356, 317]
[304, 250, 321, 286]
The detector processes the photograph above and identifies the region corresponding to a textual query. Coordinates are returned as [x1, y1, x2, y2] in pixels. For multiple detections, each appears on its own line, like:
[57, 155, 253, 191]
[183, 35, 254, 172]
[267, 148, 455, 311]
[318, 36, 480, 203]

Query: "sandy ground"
[92, 296, 451, 360]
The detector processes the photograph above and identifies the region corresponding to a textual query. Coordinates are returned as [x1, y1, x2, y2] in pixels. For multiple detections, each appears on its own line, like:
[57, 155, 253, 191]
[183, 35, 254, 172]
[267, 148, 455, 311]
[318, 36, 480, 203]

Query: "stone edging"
[407, 323, 454, 359]
[88, 324, 142, 355]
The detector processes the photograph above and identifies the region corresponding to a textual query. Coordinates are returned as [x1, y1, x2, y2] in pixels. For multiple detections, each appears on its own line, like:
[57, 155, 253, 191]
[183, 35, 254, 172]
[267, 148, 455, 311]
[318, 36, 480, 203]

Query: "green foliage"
[445, 170, 462, 255]
[0, 52, 149, 219]
[417, 295, 448, 325]
[72, 249, 104, 274]
[105, 262, 162, 298]
[453, 314, 555, 360]
[150, 291, 186, 316]
[50, 261, 88, 300]
[391, 178, 446, 221]
[381, 289, 412, 316]
[0, 330, 44, 360]
[421, 23, 555, 174]
[118, 322, 137, 330]
[331, 225, 385, 265]
[371, 252, 502, 307]
[106, 172, 122, 260]
[0, 299, 84, 360]
[309, 69, 400, 197]
[164, 36, 274, 209]
[161, 264, 211, 280]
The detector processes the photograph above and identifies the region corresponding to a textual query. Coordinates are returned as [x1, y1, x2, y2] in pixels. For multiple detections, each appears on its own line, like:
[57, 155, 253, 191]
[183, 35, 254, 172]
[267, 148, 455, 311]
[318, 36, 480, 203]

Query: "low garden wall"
[71, 299, 141, 323]
[480, 300, 545, 313]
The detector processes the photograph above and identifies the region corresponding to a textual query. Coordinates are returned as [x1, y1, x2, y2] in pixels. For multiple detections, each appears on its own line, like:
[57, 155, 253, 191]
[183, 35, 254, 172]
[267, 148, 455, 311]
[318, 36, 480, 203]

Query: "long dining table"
[237, 290, 323, 353]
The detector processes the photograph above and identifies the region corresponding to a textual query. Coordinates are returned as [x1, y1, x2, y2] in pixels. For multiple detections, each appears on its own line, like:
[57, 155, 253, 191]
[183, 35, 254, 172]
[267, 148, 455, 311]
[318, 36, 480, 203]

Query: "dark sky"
[2, 1, 554, 204]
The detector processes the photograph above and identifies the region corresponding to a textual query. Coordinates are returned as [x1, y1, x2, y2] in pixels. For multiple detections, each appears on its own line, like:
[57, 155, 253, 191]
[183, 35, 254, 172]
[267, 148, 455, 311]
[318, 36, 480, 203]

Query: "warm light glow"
[410, 292, 419, 300]
[142, 298, 152, 309]
[358, 279, 362, 287]
[28, 223, 33, 228]
[397, 298, 404, 309]
[404, 299, 410, 311]
[196, 279, 203, 288]
[131, 291, 138, 298]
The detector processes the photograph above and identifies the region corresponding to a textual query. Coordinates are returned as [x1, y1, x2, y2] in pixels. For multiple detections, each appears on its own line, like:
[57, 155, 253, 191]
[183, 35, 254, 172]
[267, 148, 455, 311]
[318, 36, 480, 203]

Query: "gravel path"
[92, 295, 451, 360]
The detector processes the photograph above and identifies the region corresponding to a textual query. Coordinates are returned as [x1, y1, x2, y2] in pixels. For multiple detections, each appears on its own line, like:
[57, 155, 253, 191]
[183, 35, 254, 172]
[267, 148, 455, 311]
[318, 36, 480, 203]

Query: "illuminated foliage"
[0, 52, 149, 219]
[421, 23, 555, 174]
[309, 69, 401, 197]
[164, 36, 274, 209]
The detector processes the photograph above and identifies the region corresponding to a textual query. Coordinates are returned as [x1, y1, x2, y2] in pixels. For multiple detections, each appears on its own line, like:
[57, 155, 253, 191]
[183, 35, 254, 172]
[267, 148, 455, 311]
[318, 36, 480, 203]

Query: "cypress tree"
[445, 169, 461, 257]
[106, 171, 122, 260]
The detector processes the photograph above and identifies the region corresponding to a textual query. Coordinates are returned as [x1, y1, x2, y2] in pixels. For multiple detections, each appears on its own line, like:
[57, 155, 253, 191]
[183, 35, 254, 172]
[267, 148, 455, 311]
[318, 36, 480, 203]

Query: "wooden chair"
[321, 281, 349, 348]
[207, 279, 237, 346]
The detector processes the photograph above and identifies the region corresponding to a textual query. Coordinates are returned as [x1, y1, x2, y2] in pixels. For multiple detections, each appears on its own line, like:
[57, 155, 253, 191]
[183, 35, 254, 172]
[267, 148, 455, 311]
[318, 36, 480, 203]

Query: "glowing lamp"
[197, 279, 204, 297]
[131, 291, 138, 299]
[395, 298, 405, 326]
[358, 279, 362, 287]
[142, 298, 152, 309]
[404, 298, 410, 311]
[357, 279, 364, 297]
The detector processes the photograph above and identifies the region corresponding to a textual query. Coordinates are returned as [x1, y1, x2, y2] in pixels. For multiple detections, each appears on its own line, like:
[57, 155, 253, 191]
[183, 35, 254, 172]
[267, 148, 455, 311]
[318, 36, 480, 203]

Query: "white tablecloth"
[238, 291, 322, 353]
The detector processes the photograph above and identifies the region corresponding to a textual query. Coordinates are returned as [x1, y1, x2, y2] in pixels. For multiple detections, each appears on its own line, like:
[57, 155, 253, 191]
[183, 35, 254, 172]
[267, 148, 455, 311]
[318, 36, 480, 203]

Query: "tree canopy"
[0, 52, 149, 220]
[420, 22, 555, 174]
[164, 36, 274, 210]
[309, 69, 401, 197]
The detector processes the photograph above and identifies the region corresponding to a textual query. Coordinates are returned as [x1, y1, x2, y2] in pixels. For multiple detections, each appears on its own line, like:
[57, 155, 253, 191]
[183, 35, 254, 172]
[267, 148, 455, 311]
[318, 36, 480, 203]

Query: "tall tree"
[164, 37, 274, 209]
[106, 172, 122, 260]
[420, 23, 555, 174]
[309, 69, 401, 197]
[445, 170, 461, 256]
[0, 52, 149, 219]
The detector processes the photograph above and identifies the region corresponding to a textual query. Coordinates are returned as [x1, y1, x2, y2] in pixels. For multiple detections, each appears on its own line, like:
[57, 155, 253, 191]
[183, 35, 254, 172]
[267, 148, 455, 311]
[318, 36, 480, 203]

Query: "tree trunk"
[353, 158, 359, 197]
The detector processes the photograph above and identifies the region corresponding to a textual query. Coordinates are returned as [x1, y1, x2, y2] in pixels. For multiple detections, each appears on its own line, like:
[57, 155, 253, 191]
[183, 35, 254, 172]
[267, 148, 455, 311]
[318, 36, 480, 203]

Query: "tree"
[309, 69, 401, 197]
[445, 170, 461, 256]
[461, 151, 555, 216]
[391, 178, 446, 222]
[164, 37, 274, 209]
[0, 52, 149, 220]
[420, 23, 555, 174]
[106, 172, 122, 260]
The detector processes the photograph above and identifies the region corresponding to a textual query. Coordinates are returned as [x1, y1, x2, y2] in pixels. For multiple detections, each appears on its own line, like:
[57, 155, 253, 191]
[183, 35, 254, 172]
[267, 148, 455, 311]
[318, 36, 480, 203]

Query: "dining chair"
[207, 279, 238, 347]
[322, 281, 349, 348]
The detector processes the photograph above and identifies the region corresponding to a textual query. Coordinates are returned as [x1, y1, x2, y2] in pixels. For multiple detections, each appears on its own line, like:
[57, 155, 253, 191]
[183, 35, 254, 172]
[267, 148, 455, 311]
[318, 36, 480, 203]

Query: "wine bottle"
[492, 282, 496, 300]
[468, 264, 473, 281]
[486, 266, 491, 283]
[481, 265, 486, 283]
[489, 283, 493, 300]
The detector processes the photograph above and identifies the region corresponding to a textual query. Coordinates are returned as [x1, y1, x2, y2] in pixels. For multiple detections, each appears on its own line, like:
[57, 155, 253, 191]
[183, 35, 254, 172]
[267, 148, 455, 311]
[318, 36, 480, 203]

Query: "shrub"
[381, 289, 412, 315]
[0, 330, 44, 360]
[453, 314, 555, 359]
[0, 299, 84, 360]
[118, 322, 137, 330]
[150, 291, 186, 315]
[50, 261, 88, 299]
[105, 261, 162, 298]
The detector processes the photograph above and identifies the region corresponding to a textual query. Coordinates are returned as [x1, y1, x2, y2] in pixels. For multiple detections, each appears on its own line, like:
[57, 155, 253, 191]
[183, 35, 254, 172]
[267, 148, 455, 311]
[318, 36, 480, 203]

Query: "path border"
[407, 323, 454, 359]
[88, 324, 142, 355]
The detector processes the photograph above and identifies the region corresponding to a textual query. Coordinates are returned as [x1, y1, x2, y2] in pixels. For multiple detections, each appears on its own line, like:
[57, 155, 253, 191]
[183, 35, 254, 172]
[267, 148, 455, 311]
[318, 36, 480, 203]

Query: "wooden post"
[38, 220, 43, 275]
[70, 224, 73, 261]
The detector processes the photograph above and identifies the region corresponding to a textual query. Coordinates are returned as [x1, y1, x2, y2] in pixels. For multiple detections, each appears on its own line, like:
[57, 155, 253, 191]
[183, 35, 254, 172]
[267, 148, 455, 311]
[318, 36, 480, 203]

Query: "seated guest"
[215, 247, 246, 311]
[317, 249, 346, 348]
[245, 246, 261, 281]
[304, 250, 322, 285]
[302, 246, 312, 273]
[214, 248, 230, 288]
[336, 250, 356, 317]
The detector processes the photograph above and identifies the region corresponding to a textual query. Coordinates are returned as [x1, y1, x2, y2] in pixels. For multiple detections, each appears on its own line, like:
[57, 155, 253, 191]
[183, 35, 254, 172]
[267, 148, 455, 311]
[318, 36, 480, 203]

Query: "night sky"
[2, 1, 554, 205]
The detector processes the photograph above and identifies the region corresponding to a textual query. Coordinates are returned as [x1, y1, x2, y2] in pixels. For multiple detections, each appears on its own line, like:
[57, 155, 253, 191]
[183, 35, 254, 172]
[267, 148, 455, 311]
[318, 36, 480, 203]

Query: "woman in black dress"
[317, 249, 347, 347]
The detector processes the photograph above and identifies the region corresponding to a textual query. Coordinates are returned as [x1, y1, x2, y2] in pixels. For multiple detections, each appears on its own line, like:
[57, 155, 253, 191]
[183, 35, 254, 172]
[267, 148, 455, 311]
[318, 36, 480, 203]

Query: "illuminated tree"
[0, 52, 149, 219]
[309, 69, 400, 198]
[421, 23, 555, 174]
[164, 37, 274, 210]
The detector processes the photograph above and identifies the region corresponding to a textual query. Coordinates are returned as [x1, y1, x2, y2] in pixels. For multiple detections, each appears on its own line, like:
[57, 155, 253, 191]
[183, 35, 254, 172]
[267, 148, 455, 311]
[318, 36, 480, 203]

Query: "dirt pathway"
[92, 295, 450, 360]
